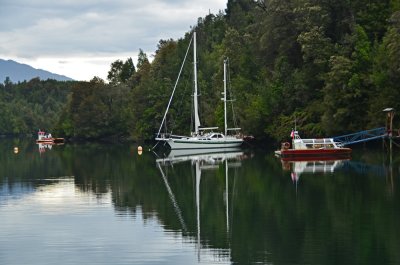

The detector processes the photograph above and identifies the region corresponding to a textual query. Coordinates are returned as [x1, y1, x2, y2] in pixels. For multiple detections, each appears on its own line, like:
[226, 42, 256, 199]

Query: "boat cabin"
[208, 133, 225, 139]
[292, 131, 340, 149]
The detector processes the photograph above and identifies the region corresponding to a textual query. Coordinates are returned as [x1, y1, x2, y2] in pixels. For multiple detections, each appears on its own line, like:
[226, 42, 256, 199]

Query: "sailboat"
[155, 32, 243, 150]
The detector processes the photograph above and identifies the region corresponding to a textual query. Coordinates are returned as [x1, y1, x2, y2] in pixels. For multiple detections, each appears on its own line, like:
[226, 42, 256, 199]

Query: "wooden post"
[385, 108, 394, 135]
[383, 108, 395, 154]
[383, 108, 395, 137]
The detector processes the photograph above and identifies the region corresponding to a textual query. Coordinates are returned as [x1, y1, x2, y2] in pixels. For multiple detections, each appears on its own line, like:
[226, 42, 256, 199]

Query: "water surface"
[0, 139, 399, 265]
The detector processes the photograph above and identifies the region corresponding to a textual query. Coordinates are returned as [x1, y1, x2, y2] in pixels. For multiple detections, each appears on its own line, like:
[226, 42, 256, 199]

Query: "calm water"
[0, 139, 399, 265]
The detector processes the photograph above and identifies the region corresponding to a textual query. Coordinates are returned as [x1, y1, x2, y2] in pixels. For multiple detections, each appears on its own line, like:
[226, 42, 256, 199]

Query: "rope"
[155, 35, 194, 139]
[391, 138, 400, 148]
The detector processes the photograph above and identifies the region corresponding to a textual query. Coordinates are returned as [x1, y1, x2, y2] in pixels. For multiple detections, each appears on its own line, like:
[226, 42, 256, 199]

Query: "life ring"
[282, 142, 290, 150]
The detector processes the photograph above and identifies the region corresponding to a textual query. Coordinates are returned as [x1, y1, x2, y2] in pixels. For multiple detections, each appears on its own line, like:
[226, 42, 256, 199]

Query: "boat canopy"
[198, 127, 219, 131]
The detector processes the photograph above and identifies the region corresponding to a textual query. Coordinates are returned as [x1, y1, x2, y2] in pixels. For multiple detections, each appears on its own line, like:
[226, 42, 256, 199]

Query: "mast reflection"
[156, 148, 246, 262]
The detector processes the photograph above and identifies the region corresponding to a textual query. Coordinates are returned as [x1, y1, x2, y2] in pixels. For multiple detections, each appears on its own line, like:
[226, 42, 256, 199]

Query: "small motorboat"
[36, 130, 64, 144]
[275, 131, 351, 158]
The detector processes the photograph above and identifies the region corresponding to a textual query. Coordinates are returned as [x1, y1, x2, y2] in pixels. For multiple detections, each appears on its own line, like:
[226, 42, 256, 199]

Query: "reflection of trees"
[0, 139, 70, 185]
[2, 140, 400, 264]
[210, 153, 400, 265]
[83, 145, 399, 265]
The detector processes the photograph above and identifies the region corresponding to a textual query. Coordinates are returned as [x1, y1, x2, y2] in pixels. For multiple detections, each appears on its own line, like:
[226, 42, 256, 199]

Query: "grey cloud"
[0, 0, 226, 59]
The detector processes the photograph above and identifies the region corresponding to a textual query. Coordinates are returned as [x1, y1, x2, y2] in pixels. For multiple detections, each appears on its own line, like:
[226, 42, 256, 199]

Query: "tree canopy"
[2, 0, 399, 143]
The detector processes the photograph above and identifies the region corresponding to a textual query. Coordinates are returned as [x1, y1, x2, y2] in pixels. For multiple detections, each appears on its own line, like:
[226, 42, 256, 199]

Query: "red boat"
[36, 130, 64, 144]
[275, 131, 351, 159]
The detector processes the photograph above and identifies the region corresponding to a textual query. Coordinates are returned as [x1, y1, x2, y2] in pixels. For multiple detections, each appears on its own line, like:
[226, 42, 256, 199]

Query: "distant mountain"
[0, 59, 74, 83]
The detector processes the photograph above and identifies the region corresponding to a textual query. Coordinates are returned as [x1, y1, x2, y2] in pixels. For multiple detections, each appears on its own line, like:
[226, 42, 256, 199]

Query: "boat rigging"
[155, 31, 243, 150]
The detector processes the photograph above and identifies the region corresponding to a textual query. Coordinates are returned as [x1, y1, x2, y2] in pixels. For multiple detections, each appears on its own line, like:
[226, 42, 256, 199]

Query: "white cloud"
[14, 55, 138, 81]
[0, 0, 227, 80]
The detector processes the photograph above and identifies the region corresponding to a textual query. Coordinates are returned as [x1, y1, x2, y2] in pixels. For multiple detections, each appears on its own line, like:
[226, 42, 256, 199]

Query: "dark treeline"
[2, 0, 400, 142]
[0, 77, 70, 135]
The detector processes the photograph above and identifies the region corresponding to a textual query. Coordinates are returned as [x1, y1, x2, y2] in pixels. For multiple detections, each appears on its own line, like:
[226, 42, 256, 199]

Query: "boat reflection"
[37, 142, 63, 154]
[38, 143, 53, 154]
[157, 148, 246, 167]
[281, 158, 350, 184]
[156, 148, 246, 262]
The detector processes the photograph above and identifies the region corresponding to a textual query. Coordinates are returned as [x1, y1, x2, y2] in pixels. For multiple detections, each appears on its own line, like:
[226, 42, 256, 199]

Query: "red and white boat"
[275, 131, 351, 158]
[36, 130, 64, 144]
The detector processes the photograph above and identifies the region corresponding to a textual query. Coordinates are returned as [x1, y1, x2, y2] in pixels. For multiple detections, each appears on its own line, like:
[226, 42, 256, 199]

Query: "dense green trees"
[107, 58, 136, 85]
[127, 0, 398, 141]
[1, 0, 399, 142]
[0, 78, 70, 135]
[56, 77, 131, 140]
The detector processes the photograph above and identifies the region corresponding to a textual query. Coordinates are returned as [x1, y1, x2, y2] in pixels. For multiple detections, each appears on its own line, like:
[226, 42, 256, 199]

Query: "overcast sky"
[0, 0, 227, 81]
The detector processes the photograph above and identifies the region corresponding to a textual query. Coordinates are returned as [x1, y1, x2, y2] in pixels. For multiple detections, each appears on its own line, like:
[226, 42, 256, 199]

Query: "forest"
[1, 0, 400, 143]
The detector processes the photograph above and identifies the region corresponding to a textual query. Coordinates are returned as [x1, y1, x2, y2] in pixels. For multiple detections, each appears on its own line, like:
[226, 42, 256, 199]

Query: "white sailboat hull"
[156, 137, 243, 150]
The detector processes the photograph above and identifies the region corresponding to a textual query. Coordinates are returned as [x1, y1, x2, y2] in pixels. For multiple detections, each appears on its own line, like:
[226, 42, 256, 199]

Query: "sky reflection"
[0, 179, 230, 265]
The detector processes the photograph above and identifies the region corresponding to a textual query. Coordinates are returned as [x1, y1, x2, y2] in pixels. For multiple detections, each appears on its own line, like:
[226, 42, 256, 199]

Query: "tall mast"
[193, 32, 201, 135]
[223, 58, 228, 136]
